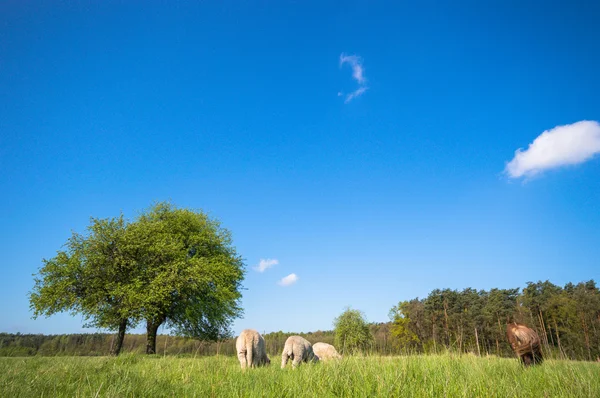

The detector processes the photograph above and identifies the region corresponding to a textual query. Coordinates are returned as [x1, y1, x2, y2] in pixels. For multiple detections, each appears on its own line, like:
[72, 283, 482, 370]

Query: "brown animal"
[236, 329, 271, 369]
[506, 323, 543, 366]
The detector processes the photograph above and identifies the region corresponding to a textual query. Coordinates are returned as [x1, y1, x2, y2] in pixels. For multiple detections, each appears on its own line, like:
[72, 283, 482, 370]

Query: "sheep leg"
[281, 352, 290, 369]
[237, 350, 247, 369]
[292, 354, 302, 368]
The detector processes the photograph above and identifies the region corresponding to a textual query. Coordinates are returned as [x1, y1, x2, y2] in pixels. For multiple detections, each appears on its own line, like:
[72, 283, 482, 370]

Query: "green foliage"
[333, 308, 373, 354]
[388, 280, 600, 360]
[127, 202, 245, 343]
[0, 331, 336, 357]
[29, 214, 137, 331]
[389, 301, 420, 351]
[29, 201, 246, 354]
[9, 275, 600, 361]
[1, 355, 599, 397]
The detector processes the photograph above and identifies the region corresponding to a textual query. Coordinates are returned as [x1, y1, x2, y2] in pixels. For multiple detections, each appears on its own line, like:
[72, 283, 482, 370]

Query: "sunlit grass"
[1, 353, 598, 397]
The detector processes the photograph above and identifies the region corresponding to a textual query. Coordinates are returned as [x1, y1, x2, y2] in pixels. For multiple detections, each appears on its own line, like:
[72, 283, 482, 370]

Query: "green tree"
[126, 202, 245, 354]
[521, 280, 562, 356]
[569, 281, 600, 360]
[389, 301, 420, 352]
[450, 288, 484, 354]
[333, 308, 373, 354]
[424, 289, 449, 350]
[29, 215, 138, 355]
[30, 202, 246, 356]
[482, 288, 519, 356]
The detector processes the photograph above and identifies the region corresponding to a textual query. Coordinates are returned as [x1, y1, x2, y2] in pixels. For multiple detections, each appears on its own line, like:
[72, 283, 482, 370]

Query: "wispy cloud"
[278, 273, 298, 286]
[253, 258, 278, 273]
[505, 120, 600, 179]
[343, 86, 368, 104]
[339, 53, 368, 103]
[340, 54, 366, 84]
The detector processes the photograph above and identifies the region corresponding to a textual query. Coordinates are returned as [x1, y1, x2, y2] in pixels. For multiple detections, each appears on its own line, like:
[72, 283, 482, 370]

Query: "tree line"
[10, 279, 599, 361]
[388, 280, 600, 361]
[0, 331, 333, 357]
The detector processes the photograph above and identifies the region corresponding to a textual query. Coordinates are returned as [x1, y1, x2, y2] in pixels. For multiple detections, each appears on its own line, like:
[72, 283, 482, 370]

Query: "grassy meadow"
[1, 353, 599, 397]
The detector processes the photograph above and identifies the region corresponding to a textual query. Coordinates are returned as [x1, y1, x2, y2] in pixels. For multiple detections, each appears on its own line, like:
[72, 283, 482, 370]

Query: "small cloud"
[339, 54, 366, 84]
[254, 258, 278, 273]
[344, 86, 368, 103]
[339, 53, 369, 103]
[278, 273, 298, 286]
[505, 120, 600, 179]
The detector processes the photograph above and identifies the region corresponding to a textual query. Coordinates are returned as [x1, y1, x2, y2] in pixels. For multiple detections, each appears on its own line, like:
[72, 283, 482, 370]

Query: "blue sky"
[1, 1, 599, 336]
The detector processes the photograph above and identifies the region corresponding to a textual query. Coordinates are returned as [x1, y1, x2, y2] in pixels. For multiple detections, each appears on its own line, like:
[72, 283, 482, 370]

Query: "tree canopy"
[30, 214, 136, 354]
[126, 202, 245, 353]
[333, 308, 373, 354]
[388, 280, 600, 360]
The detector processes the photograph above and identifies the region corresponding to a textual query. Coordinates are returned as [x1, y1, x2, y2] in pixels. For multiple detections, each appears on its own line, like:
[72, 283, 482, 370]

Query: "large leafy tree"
[126, 202, 245, 354]
[30, 202, 246, 355]
[29, 215, 138, 355]
[333, 308, 373, 354]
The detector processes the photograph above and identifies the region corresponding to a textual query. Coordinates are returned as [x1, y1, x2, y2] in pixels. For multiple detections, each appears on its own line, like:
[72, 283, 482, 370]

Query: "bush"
[333, 308, 373, 354]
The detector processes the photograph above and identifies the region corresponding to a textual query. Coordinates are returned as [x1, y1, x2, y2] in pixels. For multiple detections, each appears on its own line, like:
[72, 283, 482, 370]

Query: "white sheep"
[312, 342, 342, 361]
[236, 329, 270, 369]
[281, 335, 319, 368]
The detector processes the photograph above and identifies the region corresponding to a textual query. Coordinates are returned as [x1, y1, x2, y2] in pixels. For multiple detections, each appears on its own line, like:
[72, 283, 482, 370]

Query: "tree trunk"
[496, 316, 503, 356]
[553, 319, 564, 359]
[475, 327, 481, 357]
[582, 316, 591, 361]
[545, 314, 555, 348]
[443, 301, 450, 346]
[432, 318, 437, 354]
[529, 308, 535, 327]
[112, 319, 128, 356]
[146, 317, 163, 354]
[538, 310, 551, 356]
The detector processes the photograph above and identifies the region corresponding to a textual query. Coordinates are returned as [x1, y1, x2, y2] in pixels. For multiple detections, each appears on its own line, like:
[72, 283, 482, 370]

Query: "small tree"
[389, 301, 420, 352]
[333, 308, 373, 354]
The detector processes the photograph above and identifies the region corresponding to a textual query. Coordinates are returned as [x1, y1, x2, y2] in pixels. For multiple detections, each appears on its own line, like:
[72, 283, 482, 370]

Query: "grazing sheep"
[281, 336, 318, 368]
[236, 329, 270, 369]
[506, 323, 543, 366]
[312, 342, 342, 361]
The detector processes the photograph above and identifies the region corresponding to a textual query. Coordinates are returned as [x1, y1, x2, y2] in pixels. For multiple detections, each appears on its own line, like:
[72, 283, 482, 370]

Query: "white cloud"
[253, 258, 278, 273]
[339, 53, 368, 103]
[339, 54, 366, 84]
[278, 273, 298, 286]
[344, 86, 368, 103]
[505, 120, 600, 179]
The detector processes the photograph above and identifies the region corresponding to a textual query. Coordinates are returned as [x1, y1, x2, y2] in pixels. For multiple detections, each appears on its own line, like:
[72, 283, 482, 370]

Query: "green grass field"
[1, 354, 599, 397]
